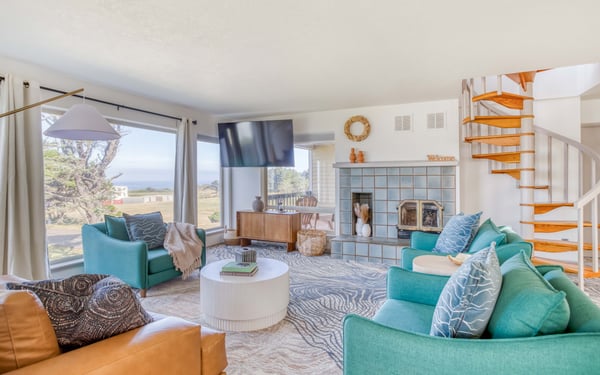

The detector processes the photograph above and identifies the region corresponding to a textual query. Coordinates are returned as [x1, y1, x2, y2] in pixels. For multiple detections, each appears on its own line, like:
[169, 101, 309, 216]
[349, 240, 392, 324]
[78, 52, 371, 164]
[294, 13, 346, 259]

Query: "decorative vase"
[349, 148, 357, 163]
[361, 223, 371, 237]
[357, 150, 365, 163]
[355, 218, 364, 236]
[252, 196, 264, 212]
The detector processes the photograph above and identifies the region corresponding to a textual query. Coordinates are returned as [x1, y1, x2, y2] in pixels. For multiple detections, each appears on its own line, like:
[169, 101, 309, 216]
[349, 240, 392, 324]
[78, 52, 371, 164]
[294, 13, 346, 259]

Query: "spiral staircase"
[462, 72, 600, 290]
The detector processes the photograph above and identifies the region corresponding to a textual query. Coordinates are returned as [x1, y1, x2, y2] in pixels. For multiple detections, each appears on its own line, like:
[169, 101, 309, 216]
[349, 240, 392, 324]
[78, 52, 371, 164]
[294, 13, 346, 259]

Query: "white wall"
[582, 98, 600, 126]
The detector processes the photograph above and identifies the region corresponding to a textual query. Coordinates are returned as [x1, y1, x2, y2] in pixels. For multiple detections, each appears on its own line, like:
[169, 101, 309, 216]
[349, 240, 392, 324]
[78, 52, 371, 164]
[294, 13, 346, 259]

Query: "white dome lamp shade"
[44, 103, 120, 141]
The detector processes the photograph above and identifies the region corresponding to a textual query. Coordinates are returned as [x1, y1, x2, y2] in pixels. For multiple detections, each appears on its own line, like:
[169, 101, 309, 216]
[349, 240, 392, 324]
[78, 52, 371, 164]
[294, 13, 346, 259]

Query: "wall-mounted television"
[218, 119, 295, 167]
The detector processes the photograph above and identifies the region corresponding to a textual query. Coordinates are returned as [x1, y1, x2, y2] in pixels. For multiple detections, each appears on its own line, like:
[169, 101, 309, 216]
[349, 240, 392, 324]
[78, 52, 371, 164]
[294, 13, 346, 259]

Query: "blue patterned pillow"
[430, 243, 502, 338]
[123, 212, 166, 249]
[432, 212, 482, 254]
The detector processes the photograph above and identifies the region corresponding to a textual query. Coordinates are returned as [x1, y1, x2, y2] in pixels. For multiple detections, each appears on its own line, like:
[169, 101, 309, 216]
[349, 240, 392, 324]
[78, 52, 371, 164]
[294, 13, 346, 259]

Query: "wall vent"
[427, 112, 445, 129]
[394, 115, 412, 131]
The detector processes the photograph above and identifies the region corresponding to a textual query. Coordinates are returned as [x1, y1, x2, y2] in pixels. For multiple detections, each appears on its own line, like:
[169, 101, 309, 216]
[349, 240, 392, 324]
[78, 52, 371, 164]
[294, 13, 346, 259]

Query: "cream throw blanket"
[164, 222, 204, 279]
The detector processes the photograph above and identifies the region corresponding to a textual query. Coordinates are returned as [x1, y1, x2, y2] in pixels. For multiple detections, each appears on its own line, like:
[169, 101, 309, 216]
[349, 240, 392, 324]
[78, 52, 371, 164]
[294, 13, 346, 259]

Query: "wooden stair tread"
[465, 134, 522, 147]
[491, 167, 534, 180]
[527, 238, 592, 252]
[506, 71, 538, 91]
[521, 220, 600, 233]
[463, 115, 533, 129]
[521, 202, 574, 214]
[472, 91, 533, 110]
[472, 151, 527, 164]
[531, 257, 600, 277]
[518, 185, 549, 190]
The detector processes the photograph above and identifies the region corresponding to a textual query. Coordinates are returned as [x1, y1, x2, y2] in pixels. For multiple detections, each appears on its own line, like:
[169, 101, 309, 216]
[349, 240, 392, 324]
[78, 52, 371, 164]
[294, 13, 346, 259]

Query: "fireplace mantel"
[333, 160, 458, 169]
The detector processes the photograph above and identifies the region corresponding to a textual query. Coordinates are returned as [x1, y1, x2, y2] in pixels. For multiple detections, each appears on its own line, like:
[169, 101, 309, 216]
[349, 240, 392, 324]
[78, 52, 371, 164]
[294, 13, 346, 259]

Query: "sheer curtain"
[173, 118, 198, 225]
[0, 74, 48, 279]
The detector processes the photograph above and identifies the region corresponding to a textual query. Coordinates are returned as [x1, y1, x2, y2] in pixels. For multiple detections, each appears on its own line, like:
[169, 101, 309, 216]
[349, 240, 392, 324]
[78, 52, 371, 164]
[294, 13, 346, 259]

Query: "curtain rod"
[40, 86, 196, 124]
[0, 76, 196, 124]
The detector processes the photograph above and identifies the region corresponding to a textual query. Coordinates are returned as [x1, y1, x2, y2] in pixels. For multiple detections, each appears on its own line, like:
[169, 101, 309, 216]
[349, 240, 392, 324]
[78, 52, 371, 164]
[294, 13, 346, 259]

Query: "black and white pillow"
[7, 274, 153, 349]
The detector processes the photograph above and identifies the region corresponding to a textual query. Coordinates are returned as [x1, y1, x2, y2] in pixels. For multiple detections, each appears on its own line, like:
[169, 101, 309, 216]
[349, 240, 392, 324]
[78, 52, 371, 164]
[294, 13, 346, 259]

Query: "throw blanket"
[164, 222, 203, 279]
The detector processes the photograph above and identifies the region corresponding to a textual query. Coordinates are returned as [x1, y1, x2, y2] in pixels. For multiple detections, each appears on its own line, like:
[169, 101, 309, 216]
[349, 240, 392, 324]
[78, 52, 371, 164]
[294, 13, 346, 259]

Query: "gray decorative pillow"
[123, 211, 166, 249]
[6, 274, 153, 349]
[430, 243, 502, 338]
[432, 211, 482, 254]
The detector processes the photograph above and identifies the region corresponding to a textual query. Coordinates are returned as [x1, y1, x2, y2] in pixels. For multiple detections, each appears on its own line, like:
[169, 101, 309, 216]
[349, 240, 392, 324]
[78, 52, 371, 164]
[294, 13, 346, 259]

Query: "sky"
[106, 126, 309, 189]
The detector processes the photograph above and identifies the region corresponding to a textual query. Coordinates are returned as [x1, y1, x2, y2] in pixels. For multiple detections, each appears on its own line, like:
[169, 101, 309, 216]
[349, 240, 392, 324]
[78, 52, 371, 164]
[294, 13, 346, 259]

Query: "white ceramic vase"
[361, 223, 372, 237]
[355, 218, 364, 236]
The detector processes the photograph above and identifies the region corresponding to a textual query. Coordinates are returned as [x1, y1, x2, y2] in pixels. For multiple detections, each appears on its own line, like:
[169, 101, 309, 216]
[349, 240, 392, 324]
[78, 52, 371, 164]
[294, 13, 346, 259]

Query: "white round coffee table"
[200, 258, 289, 331]
[413, 255, 460, 276]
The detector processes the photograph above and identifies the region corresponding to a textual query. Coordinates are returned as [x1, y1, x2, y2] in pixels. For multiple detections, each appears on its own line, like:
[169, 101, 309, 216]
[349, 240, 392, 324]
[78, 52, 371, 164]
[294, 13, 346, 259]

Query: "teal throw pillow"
[430, 243, 502, 338]
[123, 211, 166, 249]
[468, 218, 507, 253]
[432, 211, 482, 254]
[104, 215, 130, 241]
[487, 251, 570, 338]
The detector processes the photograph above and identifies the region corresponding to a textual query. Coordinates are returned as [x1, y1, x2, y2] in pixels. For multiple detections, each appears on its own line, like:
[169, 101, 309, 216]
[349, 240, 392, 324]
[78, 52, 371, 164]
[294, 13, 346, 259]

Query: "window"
[43, 112, 176, 263]
[197, 139, 222, 230]
[267, 145, 335, 232]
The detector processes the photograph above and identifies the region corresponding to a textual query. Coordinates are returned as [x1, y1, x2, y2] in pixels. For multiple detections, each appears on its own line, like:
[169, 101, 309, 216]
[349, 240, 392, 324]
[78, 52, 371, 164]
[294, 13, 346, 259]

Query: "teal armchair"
[82, 222, 206, 297]
[401, 224, 533, 270]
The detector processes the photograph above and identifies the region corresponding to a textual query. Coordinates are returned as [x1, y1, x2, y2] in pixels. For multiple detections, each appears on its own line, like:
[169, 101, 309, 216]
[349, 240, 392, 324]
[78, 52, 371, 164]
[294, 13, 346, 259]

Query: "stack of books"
[220, 261, 258, 277]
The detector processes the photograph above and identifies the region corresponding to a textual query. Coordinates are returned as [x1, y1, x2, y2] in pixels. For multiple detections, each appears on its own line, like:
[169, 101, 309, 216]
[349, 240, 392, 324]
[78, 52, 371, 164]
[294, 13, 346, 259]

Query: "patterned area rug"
[140, 243, 388, 375]
[140, 243, 600, 375]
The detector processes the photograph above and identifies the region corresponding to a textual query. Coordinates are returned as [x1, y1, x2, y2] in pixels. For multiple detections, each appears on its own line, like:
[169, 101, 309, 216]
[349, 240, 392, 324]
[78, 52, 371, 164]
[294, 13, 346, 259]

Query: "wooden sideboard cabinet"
[237, 210, 301, 251]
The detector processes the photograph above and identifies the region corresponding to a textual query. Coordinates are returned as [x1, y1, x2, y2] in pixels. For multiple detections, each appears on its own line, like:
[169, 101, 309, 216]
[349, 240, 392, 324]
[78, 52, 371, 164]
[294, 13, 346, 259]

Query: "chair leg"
[139, 289, 147, 298]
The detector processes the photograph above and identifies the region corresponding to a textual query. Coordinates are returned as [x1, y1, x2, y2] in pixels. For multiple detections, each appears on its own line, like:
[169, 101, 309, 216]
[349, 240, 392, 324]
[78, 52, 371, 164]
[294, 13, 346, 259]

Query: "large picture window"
[43, 113, 176, 263]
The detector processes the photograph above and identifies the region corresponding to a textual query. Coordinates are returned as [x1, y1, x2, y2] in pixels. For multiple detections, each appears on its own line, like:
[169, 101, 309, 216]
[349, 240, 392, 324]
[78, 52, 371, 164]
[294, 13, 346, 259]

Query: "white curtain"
[0, 74, 48, 279]
[173, 118, 198, 225]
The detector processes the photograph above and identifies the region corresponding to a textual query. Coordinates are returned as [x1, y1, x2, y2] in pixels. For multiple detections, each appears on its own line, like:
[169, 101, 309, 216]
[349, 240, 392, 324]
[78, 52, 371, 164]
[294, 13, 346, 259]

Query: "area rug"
[140, 243, 388, 375]
[140, 244, 600, 375]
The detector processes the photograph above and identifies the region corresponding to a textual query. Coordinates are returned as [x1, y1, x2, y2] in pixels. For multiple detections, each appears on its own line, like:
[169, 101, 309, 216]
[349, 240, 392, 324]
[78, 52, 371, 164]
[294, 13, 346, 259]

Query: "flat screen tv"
[218, 120, 295, 167]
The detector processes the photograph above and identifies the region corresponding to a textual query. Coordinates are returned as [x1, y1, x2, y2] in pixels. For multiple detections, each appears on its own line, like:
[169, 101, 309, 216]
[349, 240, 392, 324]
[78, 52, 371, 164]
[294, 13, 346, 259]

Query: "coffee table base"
[204, 307, 287, 332]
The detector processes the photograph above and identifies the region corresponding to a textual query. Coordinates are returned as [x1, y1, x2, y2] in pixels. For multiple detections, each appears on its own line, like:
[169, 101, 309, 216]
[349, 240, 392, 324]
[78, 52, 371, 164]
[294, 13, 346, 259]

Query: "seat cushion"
[148, 248, 176, 274]
[432, 211, 482, 254]
[487, 251, 570, 338]
[468, 218, 507, 253]
[373, 299, 435, 335]
[123, 211, 167, 249]
[430, 244, 502, 338]
[7, 274, 153, 349]
[0, 290, 60, 372]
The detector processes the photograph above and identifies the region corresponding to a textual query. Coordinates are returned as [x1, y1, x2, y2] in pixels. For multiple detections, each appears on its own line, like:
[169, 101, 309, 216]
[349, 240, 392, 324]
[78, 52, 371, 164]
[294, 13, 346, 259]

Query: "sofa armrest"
[6, 317, 202, 375]
[400, 247, 433, 270]
[386, 266, 448, 306]
[409, 231, 439, 250]
[343, 314, 600, 375]
[82, 224, 149, 290]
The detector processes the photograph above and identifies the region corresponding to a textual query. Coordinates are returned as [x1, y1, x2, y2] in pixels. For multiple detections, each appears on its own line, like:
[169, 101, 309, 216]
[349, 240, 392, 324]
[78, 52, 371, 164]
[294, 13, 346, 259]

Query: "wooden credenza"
[237, 210, 301, 251]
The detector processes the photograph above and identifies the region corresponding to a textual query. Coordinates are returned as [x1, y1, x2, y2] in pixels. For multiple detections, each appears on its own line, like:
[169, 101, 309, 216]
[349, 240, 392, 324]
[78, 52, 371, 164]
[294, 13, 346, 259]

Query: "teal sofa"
[82, 222, 206, 297]
[401, 223, 533, 270]
[343, 266, 600, 374]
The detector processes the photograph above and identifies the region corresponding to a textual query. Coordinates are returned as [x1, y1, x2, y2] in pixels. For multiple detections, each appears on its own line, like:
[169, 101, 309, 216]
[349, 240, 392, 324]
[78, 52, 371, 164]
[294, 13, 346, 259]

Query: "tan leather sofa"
[0, 277, 227, 375]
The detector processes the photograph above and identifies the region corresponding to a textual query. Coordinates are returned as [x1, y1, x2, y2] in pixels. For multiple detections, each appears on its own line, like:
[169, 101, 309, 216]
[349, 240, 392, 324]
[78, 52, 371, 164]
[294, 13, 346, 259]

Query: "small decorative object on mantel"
[427, 154, 456, 161]
[357, 150, 365, 163]
[349, 147, 357, 163]
[344, 115, 371, 142]
[252, 196, 264, 212]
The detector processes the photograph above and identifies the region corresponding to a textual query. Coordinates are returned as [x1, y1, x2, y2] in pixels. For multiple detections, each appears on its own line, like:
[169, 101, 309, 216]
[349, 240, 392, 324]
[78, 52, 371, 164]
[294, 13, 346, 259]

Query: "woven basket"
[297, 229, 326, 256]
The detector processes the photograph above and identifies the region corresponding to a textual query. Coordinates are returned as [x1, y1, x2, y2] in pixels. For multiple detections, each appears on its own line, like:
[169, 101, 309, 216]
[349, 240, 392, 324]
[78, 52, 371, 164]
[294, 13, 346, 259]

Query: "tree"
[43, 113, 122, 224]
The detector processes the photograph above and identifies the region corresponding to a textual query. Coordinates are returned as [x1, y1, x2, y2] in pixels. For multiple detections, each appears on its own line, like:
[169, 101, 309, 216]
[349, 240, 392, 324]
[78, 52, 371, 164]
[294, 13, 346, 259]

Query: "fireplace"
[397, 199, 443, 238]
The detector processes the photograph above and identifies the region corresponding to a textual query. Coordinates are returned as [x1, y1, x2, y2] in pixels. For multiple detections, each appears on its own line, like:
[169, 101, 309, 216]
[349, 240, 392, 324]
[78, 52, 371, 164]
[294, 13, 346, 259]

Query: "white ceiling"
[1, 1, 600, 118]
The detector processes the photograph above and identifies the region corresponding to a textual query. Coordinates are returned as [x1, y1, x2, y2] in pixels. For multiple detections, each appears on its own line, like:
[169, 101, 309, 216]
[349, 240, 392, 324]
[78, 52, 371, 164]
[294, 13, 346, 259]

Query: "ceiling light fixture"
[0, 88, 121, 141]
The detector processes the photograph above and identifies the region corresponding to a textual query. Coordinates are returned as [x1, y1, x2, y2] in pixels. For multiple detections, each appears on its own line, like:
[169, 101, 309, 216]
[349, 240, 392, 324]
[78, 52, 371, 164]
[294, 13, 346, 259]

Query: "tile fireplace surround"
[331, 160, 458, 264]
